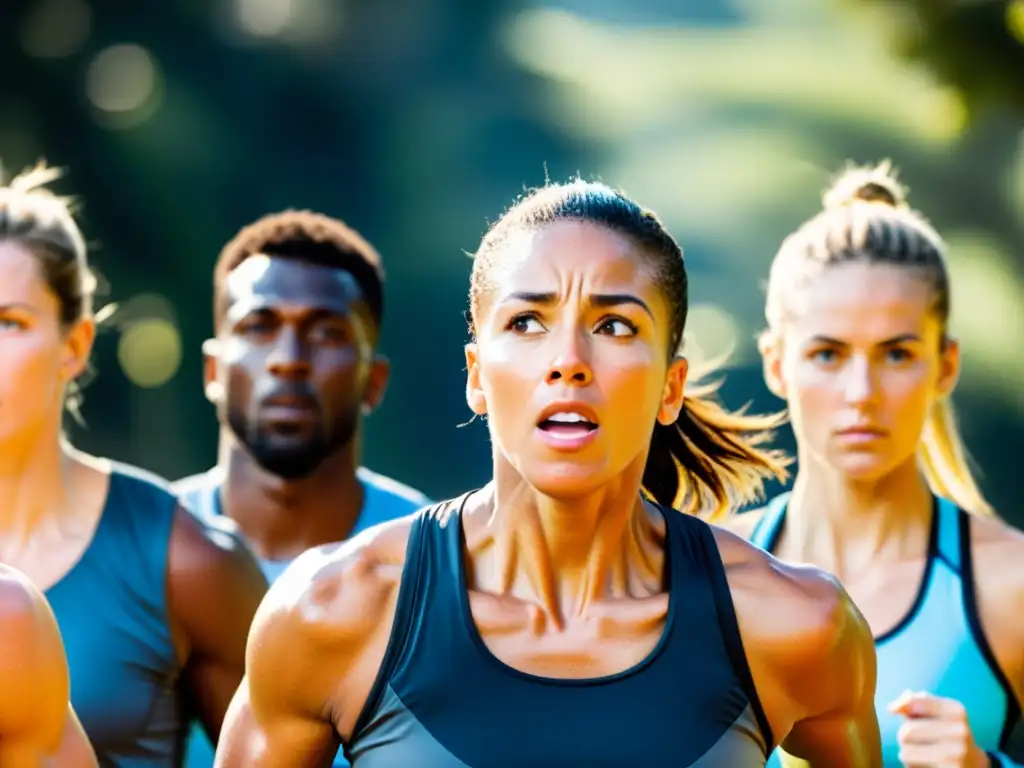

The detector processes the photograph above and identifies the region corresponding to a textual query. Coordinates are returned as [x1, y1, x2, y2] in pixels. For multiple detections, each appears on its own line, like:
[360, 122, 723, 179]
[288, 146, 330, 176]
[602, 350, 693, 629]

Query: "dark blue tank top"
[347, 495, 772, 767]
[46, 464, 184, 767]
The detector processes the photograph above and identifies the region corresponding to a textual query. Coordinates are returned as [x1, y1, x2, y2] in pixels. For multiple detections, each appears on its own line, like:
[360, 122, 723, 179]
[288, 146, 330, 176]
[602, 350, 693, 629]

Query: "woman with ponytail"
[731, 162, 1024, 767]
[217, 179, 882, 767]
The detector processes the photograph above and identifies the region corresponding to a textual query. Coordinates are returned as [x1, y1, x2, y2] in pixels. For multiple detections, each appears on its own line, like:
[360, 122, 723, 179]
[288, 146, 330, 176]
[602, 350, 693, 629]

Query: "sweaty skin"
[216, 491, 880, 767]
[0, 564, 97, 768]
[729, 504, 1024, 765]
[0, 239, 267, 746]
[729, 260, 1024, 765]
[216, 217, 880, 767]
[169, 500, 269, 743]
[203, 255, 391, 563]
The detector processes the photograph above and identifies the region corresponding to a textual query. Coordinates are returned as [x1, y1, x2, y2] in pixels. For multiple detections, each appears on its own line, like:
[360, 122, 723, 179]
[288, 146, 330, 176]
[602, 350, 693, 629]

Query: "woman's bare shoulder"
[709, 525, 869, 663]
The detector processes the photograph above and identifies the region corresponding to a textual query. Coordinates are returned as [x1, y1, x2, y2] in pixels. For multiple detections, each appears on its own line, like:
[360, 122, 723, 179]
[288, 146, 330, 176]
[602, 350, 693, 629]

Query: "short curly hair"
[213, 209, 384, 330]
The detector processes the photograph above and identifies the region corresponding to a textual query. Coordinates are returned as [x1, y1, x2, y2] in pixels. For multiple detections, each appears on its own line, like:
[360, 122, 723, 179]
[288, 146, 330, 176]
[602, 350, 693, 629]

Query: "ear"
[202, 337, 224, 404]
[937, 336, 961, 398]
[360, 354, 391, 416]
[759, 332, 787, 400]
[61, 317, 96, 383]
[464, 342, 487, 416]
[656, 356, 688, 426]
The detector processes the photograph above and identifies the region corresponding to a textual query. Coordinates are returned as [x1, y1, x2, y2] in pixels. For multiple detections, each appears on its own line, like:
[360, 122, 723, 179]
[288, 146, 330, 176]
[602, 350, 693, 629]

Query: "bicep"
[780, 708, 880, 768]
[215, 677, 339, 767]
[169, 507, 268, 734]
[782, 594, 881, 767]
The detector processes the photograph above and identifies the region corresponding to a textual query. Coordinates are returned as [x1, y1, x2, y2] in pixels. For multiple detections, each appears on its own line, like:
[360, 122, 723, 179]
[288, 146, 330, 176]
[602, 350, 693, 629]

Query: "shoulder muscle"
[712, 527, 875, 718]
[168, 505, 268, 660]
[248, 514, 416, 728]
[0, 566, 69, 742]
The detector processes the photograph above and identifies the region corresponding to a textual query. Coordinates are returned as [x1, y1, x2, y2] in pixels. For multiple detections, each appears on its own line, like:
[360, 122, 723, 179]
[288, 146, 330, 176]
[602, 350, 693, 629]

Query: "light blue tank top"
[173, 465, 431, 768]
[750, 493, 1021, 767]
[46, 464, 184, 766]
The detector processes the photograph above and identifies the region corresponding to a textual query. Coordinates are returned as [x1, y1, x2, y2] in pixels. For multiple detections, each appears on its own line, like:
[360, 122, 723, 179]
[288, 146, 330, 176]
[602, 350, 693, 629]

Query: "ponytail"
[919, 397, 994, 517]
[642, 372, 791, 520]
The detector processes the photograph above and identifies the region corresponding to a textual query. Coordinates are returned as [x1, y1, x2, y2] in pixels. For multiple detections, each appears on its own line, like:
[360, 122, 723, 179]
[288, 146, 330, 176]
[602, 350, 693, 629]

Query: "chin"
[831, 452, 903, 483]
[517, 460, 615, 501]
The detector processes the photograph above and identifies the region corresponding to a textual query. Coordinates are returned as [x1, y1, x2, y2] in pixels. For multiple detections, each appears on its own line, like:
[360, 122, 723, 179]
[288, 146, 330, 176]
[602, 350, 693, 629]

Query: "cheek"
[0, 337, 63, 414]
[882, 366, 933, 401]
[478, 342, 533, 412]
[880, 368, 935, 427]
[223, 356, 257, 408]
[784, 361, 840, 430]
[603, 355, 662, 411]
[312, 347, 364, 381]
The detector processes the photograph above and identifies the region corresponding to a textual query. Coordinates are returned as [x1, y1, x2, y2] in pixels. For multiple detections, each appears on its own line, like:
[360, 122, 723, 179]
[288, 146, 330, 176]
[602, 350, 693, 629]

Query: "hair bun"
[822, 160, 908, 211]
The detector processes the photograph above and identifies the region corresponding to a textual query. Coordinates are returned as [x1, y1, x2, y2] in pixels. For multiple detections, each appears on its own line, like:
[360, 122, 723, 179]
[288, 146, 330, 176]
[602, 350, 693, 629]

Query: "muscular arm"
[713, 527, 881, 768]
[0, 566, 97, 768]
[168, 508, 268, 743]
[216, 524, 408, 768]
[778, 576, 881, 767]
[970, 515, 1024, 764]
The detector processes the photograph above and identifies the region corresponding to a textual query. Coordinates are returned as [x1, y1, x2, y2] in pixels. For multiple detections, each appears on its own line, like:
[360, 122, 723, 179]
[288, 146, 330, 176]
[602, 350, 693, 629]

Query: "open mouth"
[537, 412, 598, 438]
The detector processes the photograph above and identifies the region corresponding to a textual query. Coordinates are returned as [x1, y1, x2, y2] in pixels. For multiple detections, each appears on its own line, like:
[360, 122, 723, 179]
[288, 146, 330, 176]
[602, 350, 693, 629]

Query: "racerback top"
[346, 494, 773, 767]
[750, 493, 1022, 767]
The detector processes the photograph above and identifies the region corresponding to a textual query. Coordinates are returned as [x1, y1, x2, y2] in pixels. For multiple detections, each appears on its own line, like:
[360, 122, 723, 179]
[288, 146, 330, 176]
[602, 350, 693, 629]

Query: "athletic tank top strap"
[749, 492, 790, 552]
[662, 507, 775, 750]
[934, 496, 962, 570]
[351, 496, 468, 740]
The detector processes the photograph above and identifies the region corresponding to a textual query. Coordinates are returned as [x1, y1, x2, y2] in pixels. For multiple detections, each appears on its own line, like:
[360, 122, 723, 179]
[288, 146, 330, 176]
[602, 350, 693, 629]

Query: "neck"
[785, 453, 934, 577]
[484, 456, 657, 628]
[217, 430, 364, 562]
[0, 421, 74, 542]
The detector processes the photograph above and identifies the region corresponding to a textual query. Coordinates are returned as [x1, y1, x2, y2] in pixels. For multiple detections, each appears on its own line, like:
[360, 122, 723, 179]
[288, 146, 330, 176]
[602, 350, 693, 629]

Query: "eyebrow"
[810, 333, 923, 346]
[0, 303, 40, 315]
[228, 301, 350, 321]
[501, 291, 655, 320]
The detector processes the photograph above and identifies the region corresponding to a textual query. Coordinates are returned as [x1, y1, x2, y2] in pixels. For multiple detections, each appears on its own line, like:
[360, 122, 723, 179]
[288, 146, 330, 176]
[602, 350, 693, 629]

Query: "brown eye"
[507, 314, 544, 334]
[596, 318, 637, 337]
[886, 347, 912, 363]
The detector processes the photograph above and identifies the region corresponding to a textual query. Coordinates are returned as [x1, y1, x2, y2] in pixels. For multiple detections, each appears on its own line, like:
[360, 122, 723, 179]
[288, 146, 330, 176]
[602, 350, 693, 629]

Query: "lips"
[536, 402, 599, 428]
[836, 426, 886, 437]
[260, 391, 320, 425]
[534, 402, 601, 451]
[538, 411, 598, 436]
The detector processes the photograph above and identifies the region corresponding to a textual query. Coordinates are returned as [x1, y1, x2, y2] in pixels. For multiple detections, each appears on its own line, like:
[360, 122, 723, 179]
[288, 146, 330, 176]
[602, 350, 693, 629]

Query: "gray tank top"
[346, 495, 772, 766]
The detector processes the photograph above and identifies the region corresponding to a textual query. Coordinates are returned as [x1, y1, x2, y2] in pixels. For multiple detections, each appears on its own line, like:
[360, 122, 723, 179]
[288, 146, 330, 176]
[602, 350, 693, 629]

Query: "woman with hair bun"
[730, 162, 1024, 767]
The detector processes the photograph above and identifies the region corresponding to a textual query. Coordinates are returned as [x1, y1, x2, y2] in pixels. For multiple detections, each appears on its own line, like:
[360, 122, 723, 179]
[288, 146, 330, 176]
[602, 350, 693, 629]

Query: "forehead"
[496, 220, 658, 293]
[793, 262, 937, 340]
[225, 255, 363, 312]
[0, 241, 48, 302]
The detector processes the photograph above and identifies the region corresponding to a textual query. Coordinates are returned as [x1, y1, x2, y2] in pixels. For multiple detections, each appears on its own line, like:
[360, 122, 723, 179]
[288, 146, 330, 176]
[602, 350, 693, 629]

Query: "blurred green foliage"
[850, 0, 1024, 117]
[2, 0, 1021, 523]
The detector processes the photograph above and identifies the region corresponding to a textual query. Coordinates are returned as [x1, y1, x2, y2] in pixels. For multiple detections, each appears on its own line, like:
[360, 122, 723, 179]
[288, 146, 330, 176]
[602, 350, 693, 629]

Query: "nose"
[545, 330, 592, 386]
[842, 354, 877, 406]
[266, 327, 311, 379]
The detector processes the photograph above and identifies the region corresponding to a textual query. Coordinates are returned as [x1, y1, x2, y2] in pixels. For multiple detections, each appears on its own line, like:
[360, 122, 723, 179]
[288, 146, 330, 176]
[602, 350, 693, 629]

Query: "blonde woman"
[729, 163, 1024, 767]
